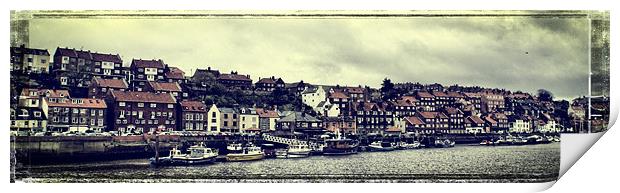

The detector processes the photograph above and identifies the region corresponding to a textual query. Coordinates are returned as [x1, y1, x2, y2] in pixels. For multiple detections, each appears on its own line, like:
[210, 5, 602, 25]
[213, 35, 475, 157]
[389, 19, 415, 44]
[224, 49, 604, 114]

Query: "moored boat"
[226, 146, 265, 162]
[368, 141, 395, 152]
[227, 142, 243, 153]
[287, 144, 312, 158]
[480, 140, 494, 146]
[323, 138, 358, 155]
[150, 145, 218, 166]
[275, 149, 288, 159]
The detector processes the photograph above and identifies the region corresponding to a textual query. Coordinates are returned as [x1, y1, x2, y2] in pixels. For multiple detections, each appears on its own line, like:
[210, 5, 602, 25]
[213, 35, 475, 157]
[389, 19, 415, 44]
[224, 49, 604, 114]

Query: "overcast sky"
[28, 16, 590, 100]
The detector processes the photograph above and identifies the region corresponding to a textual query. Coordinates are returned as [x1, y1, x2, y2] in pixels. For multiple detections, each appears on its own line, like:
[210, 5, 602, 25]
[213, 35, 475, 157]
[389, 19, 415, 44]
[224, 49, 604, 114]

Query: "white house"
[509, 116, 532, 133]
[207, 104, 220, 132]
[302, 85, 327, 109]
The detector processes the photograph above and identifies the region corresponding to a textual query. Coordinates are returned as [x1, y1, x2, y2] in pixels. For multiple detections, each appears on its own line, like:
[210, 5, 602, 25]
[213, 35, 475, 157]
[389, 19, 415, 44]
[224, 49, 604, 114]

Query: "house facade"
[107, 90, 177, 134]
[88, 77, 128, 99]
[10, 107, 48, 133]
[44, 97, 107, 132]
[179, 100, 208, 131]
[219, 107, 240, 133]
[129, 59, 167, 91]
[217, 71, 253, 90]
[239, 107, 259, 133]
[10, 45, 50, 74]
[352, 102, 394, 135]
[302, 85, 327, 109]
[256, 108, 279, 132]
[206, 104, 221, 132]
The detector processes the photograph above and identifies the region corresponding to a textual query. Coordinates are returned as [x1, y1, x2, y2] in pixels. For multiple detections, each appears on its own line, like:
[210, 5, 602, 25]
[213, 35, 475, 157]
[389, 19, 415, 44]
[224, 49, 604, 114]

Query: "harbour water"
[13, 143, 559, 183]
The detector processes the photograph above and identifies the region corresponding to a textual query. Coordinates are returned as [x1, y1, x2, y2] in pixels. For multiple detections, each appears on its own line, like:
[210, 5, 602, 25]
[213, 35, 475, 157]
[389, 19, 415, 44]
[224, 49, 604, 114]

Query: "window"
[60, 77, 68, 85]
[138, 103, 144, 107]
[167, 104, 173, 109]
[119, 102, 125, 107]
[91, 119, 96, 126]
[138, 111, 143, 119]
[73, 109, 79, 114]
[99, 110, 104, 116]
[34, 111, 41, 117]
[150, 103, 157, 108]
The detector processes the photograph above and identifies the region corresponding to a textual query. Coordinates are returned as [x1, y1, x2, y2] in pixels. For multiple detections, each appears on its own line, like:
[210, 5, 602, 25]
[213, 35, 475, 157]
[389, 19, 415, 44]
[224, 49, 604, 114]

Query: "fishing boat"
[226, 146, 265, 162]
[323, 138, 358, 155]
[404, 141, 422, 149]
[287, 144, 312, 158]
[227, 142, 243, 153]
[275, 149, 288, 159]
[150, 145, 218, 166]
[368, 141, 395, 152]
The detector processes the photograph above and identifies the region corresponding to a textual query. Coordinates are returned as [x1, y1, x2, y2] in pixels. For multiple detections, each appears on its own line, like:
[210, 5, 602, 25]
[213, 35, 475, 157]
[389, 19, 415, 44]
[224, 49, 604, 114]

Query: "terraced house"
[43, 97, 107, 132]
[88, 77, 128, 99]
[217, 71, 253, 90]
[10, 45, 50, 74]
[107, 90, 177, 134]
[10, 107, 48, 133]
[352, 102, 394, 135]
[129, 59, 167, 91]
[179, 100, 208, 131]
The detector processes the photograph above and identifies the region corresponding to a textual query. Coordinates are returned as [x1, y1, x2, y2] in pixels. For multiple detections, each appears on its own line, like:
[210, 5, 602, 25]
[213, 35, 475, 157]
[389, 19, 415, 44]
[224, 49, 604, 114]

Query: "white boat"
[275, 149, 288, 159]
[226, 146, 265, 162]
[150, 145, 218, 166]
[287, 144, 312, 158]
[227, 142, 243, 153]
[368, 141, 395, 151]
[401, 141, 422, 149]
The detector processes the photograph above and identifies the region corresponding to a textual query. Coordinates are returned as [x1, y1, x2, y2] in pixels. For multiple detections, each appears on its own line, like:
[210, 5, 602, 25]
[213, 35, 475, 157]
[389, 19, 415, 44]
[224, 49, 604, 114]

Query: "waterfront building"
[88, 77, 128, 99]
[536, 113, 560, 133]
[129, 59, 167, 91]
[323, 116, 356, 135]
[442, 107, 465, 134]
[351, 102, 394, 135]
[256, 108, 279, 132]
[217, 71, 253, 90]
[391, 96, 418, 117]
[403, 116, 428, 134]
[206, 104, 221, 132]
[10, 107, 48, 133]
[10, 45, 51, 74]
[179, 100, 208, 131]
[44, 97, 107, 132]
[508, 115, 533, 133]
[301, 85, 327, 109]
[255, 76, 285, 92]
[107, 90, 177, 133]
[465, 115, 486, 134]
[238, 107, 259, 133]
[275, 112, 324, 136]
[19, 88, 70, 108]
[415, 91, 436, 111]
[219, 107, 240, 133]
[414, 111, 449, 134]
[481, 93, 505, 113]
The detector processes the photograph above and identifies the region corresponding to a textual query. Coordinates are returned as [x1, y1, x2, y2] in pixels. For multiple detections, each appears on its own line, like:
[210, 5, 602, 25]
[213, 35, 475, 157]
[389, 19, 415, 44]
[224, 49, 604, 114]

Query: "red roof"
[165, 67, 185, 80]
[132, 59, 165, 69]
[20, 88, 70, 98]
[405, 116, 425, 125]
[55, 47, 77, 57]
[447, 91, 464, 98]
[493, 112, 507, 120]
[92, 52, 122, 63]
[466, 116, 485, 124]
[463, 92, 481, 98]
[329, 91, 349, 99]
[394, 98, 416, 107]
[432, 91, 448, 97]
[256, 108, 279, 118]
[417, 92, 435, 98]
[149, 82, 182, 92]
[111, 90, 176, 104]
[180, 100, 207, 112]
[418, 111, 448, 119]
[94, 78, 128, 89]
[345, 87, 364, 94]
[217, 73, 251, 81]
[256, 78, 276, 84]
[444, 107, 462, 115]
[46, 98, 107, 109]
[76, 50, 92, 60]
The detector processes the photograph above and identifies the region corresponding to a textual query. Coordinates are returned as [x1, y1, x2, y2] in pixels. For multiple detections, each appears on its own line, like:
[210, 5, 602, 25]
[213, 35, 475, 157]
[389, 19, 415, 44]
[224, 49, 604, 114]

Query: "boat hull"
[149, 156, 216, 166]
[287, 150, 311, 158]
[322, 147, 357, 156]
[226, 153, 265, 162]
[368, 146, 395, 152]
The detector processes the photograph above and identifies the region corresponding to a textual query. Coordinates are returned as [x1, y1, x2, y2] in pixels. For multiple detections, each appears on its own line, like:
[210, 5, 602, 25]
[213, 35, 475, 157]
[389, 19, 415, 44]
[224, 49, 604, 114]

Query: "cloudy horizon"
[26, 15, 590, 100]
